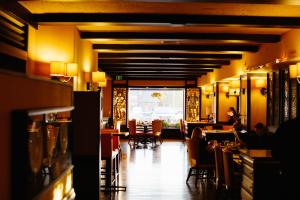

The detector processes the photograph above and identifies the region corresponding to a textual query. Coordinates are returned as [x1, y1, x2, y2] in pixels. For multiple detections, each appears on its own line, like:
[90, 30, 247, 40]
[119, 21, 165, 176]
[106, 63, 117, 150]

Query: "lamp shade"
[50, 61, 65, 76]
[290, 63, 300, 78]
[98, 78, 107, 87]
[222, 85, 229, 93]
[205, 86, 213, 93]
[66, 63, 78, 77]
[92, 71, 106, 83]
[297, 63, 300, 77]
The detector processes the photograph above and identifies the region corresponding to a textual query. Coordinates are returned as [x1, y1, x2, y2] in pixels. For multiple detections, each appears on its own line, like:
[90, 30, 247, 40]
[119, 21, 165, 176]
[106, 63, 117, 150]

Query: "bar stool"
[100, 129, 126, 191]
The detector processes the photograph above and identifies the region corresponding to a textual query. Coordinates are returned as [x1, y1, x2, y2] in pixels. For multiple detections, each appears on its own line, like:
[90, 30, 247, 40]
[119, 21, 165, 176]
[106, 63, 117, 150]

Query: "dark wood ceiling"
[18, 1, 300, 80]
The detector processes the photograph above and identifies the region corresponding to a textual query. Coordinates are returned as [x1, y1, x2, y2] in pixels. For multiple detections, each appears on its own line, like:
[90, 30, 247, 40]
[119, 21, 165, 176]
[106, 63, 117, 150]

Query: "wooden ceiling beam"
[99, 58, 230, 65]
[33, 13, 300, 28]
[98, 52, 242, 59]
[81, 32, 280, 43]
[104, 70, 212, 73]
[99, 64, 220, 69]
[1, 1, 37, 28]
[93, 44, 258, 51]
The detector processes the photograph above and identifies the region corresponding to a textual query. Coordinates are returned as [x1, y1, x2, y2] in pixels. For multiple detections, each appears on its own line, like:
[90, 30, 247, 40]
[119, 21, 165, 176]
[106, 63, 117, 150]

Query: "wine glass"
[28, 127, 43, 179]
[46, 125, 59, 167]
[59, 124, 68, 154]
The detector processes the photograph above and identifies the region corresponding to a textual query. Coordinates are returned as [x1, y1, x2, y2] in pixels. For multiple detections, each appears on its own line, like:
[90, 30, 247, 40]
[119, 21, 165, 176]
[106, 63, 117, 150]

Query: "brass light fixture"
[289, 63, 300, 84]
[92, 71, 107, 89]
[255, 79, 267, 95]
[50, 61, 78, 82]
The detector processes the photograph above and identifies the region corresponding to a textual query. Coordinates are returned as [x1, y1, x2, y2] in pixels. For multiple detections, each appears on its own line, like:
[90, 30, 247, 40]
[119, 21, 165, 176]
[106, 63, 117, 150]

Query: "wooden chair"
[186, 138, 215, 185]
[214, 144, 224, 190]
[100, 130, 126, 191]
[179, 119, 187, 141]
[100, 133, 118, 190]
[222, 148, 242, 197]
[101, 128, 121, 163]
[152, 119, 163, 146]
[128, 119, 143, 148]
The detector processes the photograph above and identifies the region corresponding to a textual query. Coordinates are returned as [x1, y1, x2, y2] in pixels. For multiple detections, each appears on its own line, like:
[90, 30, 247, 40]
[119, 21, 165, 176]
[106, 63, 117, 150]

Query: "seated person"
[233, 117, 244, 132]
[190, 127, 215, 164]
[239, 122, 273, 149]
[227, 107, 239, 125]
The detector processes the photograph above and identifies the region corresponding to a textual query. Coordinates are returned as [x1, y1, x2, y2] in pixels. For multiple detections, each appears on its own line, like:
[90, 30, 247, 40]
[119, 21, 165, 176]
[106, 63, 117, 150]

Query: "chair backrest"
[152, 120, 162, 134]
[101, 133, 113, 158]
[179, 119, 184, 133]
[186, 138, 199, 167]
[214, 144, 224, 186]
[222, 148, 234, 189]
[101, 129, 119, 150]
[182, 120, 187, 132]
[128, 119, 136, 135]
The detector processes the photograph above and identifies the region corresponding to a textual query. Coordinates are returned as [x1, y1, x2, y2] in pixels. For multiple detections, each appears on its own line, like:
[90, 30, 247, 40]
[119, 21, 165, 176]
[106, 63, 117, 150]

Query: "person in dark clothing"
[227, 107, 238, 125]
[238, 122, 272, 149]
[254, 122, 268, 136]
[190, 127, 215, 164]
[233, 117, 244, 132]
[107, 117, 114, 129]
[271, 117, 300, 199]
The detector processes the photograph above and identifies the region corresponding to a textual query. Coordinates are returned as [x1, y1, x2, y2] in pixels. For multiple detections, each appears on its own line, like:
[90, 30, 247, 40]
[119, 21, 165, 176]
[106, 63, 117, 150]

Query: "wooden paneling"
[103, 79, 112, 117]
[128, 80, 185, 87]
[0, 70, 72, 200]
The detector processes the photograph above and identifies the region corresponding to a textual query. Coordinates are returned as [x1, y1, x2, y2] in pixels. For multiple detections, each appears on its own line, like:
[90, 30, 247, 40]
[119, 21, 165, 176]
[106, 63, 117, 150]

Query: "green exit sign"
[116, 75, 123, 80]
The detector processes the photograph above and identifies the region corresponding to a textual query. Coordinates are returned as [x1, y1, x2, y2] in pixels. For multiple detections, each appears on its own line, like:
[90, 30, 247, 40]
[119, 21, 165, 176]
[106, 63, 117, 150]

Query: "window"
[128, 88, 184, 125]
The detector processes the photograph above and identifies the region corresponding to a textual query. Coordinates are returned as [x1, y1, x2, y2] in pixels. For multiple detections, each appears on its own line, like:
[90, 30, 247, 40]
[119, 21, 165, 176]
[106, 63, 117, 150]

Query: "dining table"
[202, 129, 236, 143]
[136, 125, 154, 147]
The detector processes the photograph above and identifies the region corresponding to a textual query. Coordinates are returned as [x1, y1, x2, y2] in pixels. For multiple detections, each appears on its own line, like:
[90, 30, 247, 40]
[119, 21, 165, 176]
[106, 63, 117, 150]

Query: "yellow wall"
[198, 29, 300, 86]
[27, 26, 36, 75]
[27, 25, 96, 91]
[75, 30, 96, 91]
[34, 25, 76, 64]
[218, 89, 237, 122]
[250, 78, 267, 130]
[280, 29, 300, 60]
[197, 39, 282, 86]
[201, 93, 212, 119]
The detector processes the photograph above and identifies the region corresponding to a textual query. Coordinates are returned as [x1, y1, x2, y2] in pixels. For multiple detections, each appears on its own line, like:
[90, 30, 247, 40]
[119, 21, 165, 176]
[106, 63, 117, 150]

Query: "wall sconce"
[50, 61, 78, 82]
[289, 63, 300, 84]
[230, 80, 240, 88]
[203, 86, 213, 99]
[226, 80, 240, 97]
[255, 79, 267, 95]
[98, 78, 107, 87]
[92, 71, 106, 90]
[222, 85, 229, 93]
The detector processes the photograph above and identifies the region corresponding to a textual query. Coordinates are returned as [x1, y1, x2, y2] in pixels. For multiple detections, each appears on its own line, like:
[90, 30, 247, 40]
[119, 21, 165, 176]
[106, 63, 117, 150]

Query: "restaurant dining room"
[1, 1, 300, 200]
